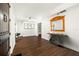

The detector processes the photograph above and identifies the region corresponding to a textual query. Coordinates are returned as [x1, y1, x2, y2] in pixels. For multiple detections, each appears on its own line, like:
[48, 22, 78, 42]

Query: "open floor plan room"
[0, 3, 79, 56]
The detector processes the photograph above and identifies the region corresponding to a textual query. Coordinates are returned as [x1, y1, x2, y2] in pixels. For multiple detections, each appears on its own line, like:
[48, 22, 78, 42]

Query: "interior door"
[38, 23, 41, 37]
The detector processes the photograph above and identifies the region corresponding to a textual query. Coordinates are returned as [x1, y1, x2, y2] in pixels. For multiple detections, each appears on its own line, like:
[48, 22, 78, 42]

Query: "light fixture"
[50, 10, 66, 17]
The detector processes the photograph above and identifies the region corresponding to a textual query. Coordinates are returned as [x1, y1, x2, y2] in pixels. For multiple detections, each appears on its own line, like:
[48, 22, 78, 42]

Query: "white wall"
[63, 4, 79, 51]
[42, 4, 79, 52]
[16, 20, 37, 36]
[9, 4, 16, 55]
[42, 18, 50, 40]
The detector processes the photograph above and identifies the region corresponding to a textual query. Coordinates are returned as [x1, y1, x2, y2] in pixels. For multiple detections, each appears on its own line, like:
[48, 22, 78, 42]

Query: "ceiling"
[11, 3, 62, 20]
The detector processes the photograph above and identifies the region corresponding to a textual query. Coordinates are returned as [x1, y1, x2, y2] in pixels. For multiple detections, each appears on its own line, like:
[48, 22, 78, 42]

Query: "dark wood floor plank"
[12, 36, 79, 56]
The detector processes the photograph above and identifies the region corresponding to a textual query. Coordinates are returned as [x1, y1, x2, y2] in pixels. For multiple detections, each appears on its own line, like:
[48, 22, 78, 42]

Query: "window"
[24, 22, 35, 29]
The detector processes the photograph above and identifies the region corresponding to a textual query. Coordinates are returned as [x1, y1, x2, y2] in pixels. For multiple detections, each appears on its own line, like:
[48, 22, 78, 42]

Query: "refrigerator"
[0, 3, 10, 56]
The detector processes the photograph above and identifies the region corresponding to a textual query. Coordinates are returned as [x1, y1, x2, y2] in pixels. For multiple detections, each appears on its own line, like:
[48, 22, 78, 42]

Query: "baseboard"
[62, 45, 79, 52]
[42, 37, 79, 53]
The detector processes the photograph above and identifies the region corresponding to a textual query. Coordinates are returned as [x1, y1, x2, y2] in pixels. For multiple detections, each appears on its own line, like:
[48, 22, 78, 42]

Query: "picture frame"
[50, 16, 65, 32]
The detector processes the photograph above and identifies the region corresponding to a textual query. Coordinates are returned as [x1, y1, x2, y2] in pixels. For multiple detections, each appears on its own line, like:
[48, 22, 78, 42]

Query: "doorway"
[38, 23, 42, 38]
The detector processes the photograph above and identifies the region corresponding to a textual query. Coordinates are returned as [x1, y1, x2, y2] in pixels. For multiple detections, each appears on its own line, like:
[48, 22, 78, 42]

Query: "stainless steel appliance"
[0, 3, 10, 56]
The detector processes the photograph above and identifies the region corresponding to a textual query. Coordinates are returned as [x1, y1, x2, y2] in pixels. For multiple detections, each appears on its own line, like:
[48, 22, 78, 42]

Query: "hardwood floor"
[12, 36, 79, 56]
